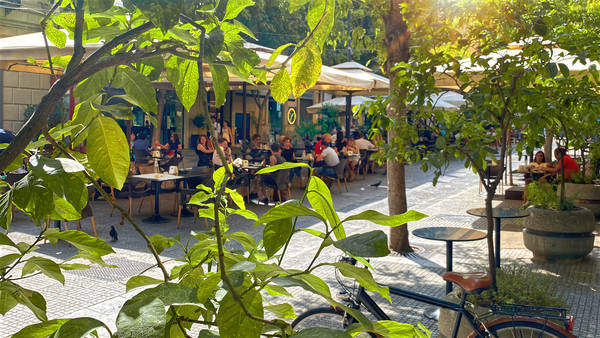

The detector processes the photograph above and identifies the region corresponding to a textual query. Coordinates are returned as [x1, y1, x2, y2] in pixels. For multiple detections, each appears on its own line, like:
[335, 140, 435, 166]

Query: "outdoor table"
[412, 227, 487, 294]
[466, 207, 529, 268]
[240, 164, 263, 203]
[130, 173, 184, 224]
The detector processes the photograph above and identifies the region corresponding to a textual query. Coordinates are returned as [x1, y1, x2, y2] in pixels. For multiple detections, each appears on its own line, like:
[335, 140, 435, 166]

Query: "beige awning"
[0, 31, 378, 93]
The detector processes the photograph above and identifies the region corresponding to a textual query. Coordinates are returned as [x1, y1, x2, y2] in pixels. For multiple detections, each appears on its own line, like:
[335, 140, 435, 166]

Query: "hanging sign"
[287, 107, 297, 125]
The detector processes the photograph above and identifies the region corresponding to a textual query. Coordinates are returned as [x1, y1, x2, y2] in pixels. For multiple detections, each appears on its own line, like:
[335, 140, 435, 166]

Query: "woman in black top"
[196, 135, 214, 167]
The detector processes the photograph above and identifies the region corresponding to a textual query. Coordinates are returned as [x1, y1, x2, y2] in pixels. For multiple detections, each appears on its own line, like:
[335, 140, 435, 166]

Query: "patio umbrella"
[330, 62, 390, 137]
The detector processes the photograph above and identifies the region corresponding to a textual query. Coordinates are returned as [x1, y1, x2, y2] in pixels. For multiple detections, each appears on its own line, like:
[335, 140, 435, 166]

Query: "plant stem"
[0, 229, 46, 281]
[41, 129, 171, 281]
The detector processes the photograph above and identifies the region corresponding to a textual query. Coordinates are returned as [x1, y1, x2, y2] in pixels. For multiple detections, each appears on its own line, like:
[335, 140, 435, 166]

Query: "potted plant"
[439, 266, 567, 337]
[523, 181, 595, 262]
[558, 171, 600, 220]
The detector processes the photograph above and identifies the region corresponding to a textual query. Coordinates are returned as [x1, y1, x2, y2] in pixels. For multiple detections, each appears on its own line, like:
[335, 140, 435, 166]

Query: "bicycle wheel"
[292, 307, 375, 337]
[471, 319, 573, 338]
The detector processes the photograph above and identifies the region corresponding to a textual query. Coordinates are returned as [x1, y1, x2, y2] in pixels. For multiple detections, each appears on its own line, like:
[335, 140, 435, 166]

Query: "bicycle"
[292, 257, 575, 337]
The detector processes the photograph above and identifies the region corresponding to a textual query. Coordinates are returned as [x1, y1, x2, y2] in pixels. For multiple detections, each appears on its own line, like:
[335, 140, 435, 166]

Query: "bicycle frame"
[350, 283, 486, 338]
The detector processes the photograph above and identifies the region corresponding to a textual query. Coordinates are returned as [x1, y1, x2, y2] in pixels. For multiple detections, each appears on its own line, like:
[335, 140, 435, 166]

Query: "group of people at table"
[521, 147, 580, 184]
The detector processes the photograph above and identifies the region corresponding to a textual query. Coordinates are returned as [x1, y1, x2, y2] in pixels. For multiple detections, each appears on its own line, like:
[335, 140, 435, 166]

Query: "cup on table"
[243, 160, 249, 167]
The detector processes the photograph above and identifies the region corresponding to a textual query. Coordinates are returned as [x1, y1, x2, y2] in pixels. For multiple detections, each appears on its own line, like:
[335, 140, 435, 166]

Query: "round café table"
[466, 207, 529, 268]
[413, 227, 487, 294]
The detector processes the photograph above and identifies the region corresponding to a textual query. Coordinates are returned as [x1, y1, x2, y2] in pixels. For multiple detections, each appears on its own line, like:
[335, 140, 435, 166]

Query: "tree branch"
[39, 0, 62, 80]
[65, 0, 85, 72]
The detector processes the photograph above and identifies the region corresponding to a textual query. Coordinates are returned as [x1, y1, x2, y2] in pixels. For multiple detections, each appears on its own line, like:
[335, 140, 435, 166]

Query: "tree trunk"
[153, 89, 167, 145]
[544, 132, 553, 163]
[384, 0, 412, 253]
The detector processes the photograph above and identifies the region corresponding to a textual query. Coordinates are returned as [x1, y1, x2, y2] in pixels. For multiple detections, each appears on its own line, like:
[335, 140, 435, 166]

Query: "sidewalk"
[1, 159, 598, 337]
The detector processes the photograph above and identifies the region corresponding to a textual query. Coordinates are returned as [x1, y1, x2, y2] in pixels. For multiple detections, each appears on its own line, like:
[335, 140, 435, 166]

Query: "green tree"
[0, 0, 430, 337]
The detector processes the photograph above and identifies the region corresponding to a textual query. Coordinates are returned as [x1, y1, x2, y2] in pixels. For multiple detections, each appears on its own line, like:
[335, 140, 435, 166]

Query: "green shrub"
[525, 181, 575, 211]
[468, 266, 566, 308]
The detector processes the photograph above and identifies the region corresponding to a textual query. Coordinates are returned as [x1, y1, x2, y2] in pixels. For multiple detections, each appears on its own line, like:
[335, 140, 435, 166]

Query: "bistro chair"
[324, 159, 349, 193]
[479, 163, 505, 195]
[259, 169, 290, 203]
[176, 173, 212, 229]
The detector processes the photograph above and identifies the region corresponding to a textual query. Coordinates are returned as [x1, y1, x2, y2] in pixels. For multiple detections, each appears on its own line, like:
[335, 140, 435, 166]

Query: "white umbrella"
[429, 91, 465, 108]
[306, 96, 375, 113]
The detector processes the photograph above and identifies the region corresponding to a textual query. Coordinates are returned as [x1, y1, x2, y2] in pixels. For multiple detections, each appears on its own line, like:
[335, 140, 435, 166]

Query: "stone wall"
[1, 70, 51, 132]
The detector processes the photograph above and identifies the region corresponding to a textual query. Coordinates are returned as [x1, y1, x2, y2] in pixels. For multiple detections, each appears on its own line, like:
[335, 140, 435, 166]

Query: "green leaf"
[306, 0, 335, 47]
[290, 40, 321, 98]
[230, 209, 258, 221]
[22, 257, 65, 284]
[45, 22, 66, 48]
[288, 0, 311, 13]
[205, 28, 225, 62]
[263, 218, 293, 258]
[545, 62, 558, 78]
[265, 303, 296, 319]
[264, 284, 293, 297]
[54, 317, 109, 338]
[256, 200, 325, 226]
[0, 288, 18, 315]
[342, 210, 427, 226]
[216, 289, 263, 338]
[0, 253, 21, 267]
[174, 59, 199, 112]
[149, 234, 176, 255]
[126, 276, 164, 292]
[229, 261, 256, 272]
[112, 67, 158, 114]
[267, 43, 293, 67]
[116, 296, 166, 338]
[87, 0, 114, 13]
[229, 231, 257, 253]
[558, 63, 570, 78]
[12, 173, 54, 224]
[306, 177, 343, 239]
[45, 230, 115, 257]
[291, 327, 351, 338]
[350, 320, 422, 337]
[224, 0, 255, 20]
[0, 231, 17, 248]
[131, 0, 182, 33]
[12, 319, 69, 338]
[334, 231, 390, 257]
[87, 116, 130, 189]
[271, 68, 293, 103]
[59, 263, 90, 270]
[0, 281, 47, 321]
[210, 64, 229, 108]
[272, 274, 331, 298]
[256, 162, 310, 175]
[330, 262, 390, 302]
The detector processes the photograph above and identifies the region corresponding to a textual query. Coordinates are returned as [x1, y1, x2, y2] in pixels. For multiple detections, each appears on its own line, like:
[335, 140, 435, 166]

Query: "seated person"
[196, 135, 214, 167]
[314, 135, 339, 177]
[249, 134, 267, 160]
[281, 136, 301, 182]
[260, 143, 287, 202]
[212, 138, 233, 168]
[132, 133, 151, 153]
[342, 138, 360, 180]
[161, 133, 182, 157]
[540, 148, 580, 182]
[353, 131, 376, 150]
[314, 135, 324, 156]
[524, 150, 547, 183]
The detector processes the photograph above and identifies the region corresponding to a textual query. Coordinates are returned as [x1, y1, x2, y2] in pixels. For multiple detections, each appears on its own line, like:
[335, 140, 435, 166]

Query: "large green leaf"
[149, 234, 177, 255]
[290, 40, 321, 98]
[267, 43, 293, 67]
[0, 232, 17, 248]
[306, 177, 343, 239]
[0, 287, 18, 315]
[11, 319, 69, 338]
[134, 283, 199, 306]
[272, 273, 331, 298]
[45, 22, 66, 48]
[87, 116, 130, 189]
[112, 67, 158, 114]
[116, 296, 166, 338]
[174, 59, 199, 112]
[256, 200, 325, 226]
[131, 0, 182, 33]
[210, 64, 229, 108]
[54, 317, 110, 338]
[12, 173, 55, 224]
[229, 231, 257, 253]
[216, 289, 263, 338]
[0, 190, 13, 230]
[330, 262, 390, 302]
[126, 276, 164, 292]
[262, 218, 293, 258]
[288, 0, 311, 12]
[87, 0, 114, 13]
[205, 28, 225, 62]
[349, 320, 425, 337]
[45, 230, 115, 257]
[224, 0, 255, 20]
[22, 257, 65, 285]
[0, 253, 21, 268]
[256, 162, 310, 175]
[271, 68, 293, 103]
[342, 210, 427, 226]
[306, 0, 335, 48]
[333, 231, 390, 257]
[291, 327, 351, 338]
[0, 281, 47, 321]
[265, 303, 296, 319]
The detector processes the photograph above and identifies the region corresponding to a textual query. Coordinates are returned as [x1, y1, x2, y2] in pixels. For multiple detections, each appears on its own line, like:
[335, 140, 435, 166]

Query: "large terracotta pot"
[558, 183, 600, 220]
[523, 206, 595, 262]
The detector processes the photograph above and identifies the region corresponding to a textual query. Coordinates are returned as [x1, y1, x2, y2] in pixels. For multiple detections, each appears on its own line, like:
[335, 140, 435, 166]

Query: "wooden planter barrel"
[523, 206, 595, 262]
[558, 183, 600, 220]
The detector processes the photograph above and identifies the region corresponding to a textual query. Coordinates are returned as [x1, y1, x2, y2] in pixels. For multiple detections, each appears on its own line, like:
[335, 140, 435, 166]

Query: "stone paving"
[1, 157, 599, 337]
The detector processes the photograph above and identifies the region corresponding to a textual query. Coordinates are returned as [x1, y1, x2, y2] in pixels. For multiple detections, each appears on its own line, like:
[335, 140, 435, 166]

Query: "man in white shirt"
[354, 131, 376, 150]
[315, 134, 339, 177]
[212, 138, 232, 167]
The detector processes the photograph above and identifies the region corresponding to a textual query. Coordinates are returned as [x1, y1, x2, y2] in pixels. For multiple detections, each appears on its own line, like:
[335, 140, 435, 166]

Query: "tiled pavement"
[1, 157, 599, 337]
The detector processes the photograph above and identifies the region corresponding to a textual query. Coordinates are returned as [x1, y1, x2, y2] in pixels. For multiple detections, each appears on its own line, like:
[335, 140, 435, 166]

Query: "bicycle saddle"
[443, 272, 492, 293]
